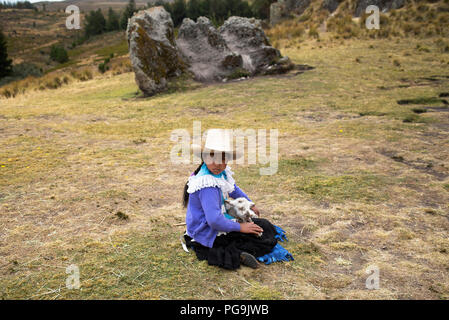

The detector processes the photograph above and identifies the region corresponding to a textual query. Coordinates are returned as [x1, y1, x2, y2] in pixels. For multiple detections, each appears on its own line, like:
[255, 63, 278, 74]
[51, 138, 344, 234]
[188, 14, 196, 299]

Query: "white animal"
[224, 197, 258, 223]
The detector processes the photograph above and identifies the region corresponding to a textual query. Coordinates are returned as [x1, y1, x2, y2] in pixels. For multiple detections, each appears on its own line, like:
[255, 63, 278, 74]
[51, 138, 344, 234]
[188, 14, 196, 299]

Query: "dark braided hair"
[182, 160, 204, 208]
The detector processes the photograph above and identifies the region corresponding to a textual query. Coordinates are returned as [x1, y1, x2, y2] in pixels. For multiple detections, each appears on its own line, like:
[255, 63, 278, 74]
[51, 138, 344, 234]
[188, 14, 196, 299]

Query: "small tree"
[85, 9, 106, 37]
[120, 0, 137, 30]
[106, 8, 120, 31]
[171, 0, 187, 26]
[0, 29, 13, 78]
[251, 0, 277, 20]
[50, 45, 69, 64]
[187, 0, 201, 21]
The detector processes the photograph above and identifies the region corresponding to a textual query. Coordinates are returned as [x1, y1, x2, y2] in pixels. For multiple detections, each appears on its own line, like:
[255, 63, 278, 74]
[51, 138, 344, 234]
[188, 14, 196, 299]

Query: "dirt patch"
[377, 148, 448, 181]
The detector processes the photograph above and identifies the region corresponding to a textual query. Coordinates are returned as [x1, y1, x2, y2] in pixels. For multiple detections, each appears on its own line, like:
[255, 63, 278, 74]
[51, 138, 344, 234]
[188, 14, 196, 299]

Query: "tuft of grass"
[359, 111, 387, 117]
[246, 282, 283, 300]
[308, 24, 320, 39]
[397, 97, 443, 105]
[115, 211, 129, 220]
[403, 114, 426, 123]
[279, 157, 320, 172]
[412, 107, 427, 114]
[227, 67, 251, 80]
[95, 40, 129, 59]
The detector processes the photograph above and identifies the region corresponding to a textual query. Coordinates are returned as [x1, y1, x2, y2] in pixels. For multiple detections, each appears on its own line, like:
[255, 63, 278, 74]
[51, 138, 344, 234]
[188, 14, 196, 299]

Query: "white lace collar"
[187, 166, 236, 194]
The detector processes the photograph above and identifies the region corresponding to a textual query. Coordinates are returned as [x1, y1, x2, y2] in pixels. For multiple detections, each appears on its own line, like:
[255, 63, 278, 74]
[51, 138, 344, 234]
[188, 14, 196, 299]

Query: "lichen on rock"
[176, 16, 244, 82]
[126, 7, 186, 96]
[219, 16, 294, 76]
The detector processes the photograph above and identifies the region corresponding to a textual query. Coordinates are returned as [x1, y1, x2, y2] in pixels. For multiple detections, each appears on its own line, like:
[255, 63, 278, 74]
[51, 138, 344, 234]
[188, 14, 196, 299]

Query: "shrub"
[50, 45, 69, 64]
[98, 63, 107, 73]
[0, 29, 13, 79]
[1, 88, 12, 98]
[308, 24, 319, 39]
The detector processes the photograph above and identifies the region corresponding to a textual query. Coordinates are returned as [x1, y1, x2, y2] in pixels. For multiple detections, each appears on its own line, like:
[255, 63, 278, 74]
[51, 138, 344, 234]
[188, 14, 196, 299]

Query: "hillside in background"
[0, 0, 448, 96]
[32, 0, 156, 12]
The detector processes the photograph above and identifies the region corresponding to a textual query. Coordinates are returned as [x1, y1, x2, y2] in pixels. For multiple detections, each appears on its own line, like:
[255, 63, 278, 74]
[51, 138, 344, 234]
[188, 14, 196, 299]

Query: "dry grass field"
[1, 31, 448, 299]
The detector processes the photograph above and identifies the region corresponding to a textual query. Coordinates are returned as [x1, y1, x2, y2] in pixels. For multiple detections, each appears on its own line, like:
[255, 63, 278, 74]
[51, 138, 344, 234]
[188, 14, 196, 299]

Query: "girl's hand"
[240, 222, 263, 235]
[251, 205, 260, 217]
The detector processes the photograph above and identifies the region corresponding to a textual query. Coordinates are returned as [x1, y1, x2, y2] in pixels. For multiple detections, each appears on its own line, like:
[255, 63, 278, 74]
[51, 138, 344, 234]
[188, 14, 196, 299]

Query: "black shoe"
[240, 252, 259, 269]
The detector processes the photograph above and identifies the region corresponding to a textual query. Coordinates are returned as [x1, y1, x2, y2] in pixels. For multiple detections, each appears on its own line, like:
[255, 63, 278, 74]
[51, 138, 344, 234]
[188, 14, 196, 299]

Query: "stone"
[176, 17, 243, 82]
[219, 16, 293, 76]
[126, 7, 186, 96]
[127, 10, 298, 93]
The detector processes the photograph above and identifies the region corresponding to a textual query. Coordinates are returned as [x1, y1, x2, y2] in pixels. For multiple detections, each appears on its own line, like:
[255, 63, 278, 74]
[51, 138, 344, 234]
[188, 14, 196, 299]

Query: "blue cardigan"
[186, 184, 251, 248]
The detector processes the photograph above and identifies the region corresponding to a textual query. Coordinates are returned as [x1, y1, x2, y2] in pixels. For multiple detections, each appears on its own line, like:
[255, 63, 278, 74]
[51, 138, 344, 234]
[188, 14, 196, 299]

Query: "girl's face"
[204, 151, 228, 175]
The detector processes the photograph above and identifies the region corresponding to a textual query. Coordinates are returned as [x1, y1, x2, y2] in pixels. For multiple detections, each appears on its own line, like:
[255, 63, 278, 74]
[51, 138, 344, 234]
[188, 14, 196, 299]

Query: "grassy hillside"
[267, 0, 449, 45]
[0, 0, 448, 300]
[0, 7, 132, 65]
[33, 0, 151, 12]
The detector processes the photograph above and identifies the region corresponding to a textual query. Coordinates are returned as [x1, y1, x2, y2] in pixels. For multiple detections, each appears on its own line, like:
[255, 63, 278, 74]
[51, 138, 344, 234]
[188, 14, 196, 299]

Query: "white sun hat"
[192, 128, 243, 161]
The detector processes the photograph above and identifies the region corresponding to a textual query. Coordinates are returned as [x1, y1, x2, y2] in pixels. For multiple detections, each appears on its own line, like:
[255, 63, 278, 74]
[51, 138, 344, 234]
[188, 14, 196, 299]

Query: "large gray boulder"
[176, 17, 243, 82]
[126, 7, 186, 96]
[127, 9, 297, 94]
[219, 16, 294, 76]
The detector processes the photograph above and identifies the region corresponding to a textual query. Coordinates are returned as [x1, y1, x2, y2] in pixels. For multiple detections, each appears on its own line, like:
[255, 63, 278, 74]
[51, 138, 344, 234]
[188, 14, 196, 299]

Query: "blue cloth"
[257, 225, 294, 264]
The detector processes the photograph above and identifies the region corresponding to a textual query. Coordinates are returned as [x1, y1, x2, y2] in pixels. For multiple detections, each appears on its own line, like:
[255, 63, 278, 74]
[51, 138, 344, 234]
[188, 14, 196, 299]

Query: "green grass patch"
[411, 107, 428, 114]
[359, 111, 387, 117]
[296, 173, 391, 203]
[95, 40, 129, 58]
[397, 97, 443, 105]
[45, 59, 79, 74]
[402, 113, 428, 123]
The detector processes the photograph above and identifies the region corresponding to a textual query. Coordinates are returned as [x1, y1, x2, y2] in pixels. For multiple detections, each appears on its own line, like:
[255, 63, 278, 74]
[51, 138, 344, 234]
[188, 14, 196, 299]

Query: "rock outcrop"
[127, 8, 295, 96]
[219, 16, 291, 75]
[176, 16, 294, 81]
[176, 17, 243, 82]
[126, 7, 186, 96]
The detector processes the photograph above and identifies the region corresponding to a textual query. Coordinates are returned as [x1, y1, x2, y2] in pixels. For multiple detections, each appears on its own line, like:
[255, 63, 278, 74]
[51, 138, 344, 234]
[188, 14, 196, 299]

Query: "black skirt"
[184, 218, 278, 270]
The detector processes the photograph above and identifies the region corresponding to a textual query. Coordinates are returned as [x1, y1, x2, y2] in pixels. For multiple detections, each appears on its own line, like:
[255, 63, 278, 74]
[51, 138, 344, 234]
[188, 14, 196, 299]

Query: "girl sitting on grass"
[182, 129, 279, 270]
